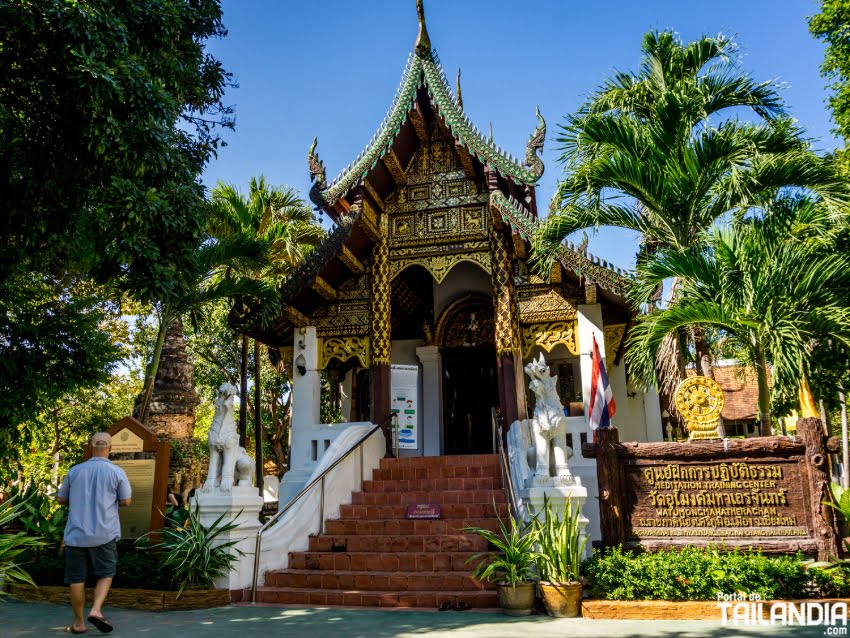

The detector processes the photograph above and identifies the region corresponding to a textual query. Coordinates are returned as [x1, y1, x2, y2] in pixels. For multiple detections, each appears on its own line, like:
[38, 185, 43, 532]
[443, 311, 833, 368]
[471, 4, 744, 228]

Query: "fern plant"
[143, 505, 243, 596]
[531, 496, 587, 584]
[463, 505, 542, 588]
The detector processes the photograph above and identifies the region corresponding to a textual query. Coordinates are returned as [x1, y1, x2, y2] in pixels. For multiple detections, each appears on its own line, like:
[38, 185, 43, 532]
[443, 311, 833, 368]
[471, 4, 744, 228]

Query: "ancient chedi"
[142, 318, 201, 439]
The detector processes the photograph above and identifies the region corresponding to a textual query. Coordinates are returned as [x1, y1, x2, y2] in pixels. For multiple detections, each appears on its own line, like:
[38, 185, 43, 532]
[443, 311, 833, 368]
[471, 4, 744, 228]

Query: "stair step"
[362, 477, 501, 493]
[253, 586, 499, 609]
[323, 517, 499, 536]
[265, 569, 495, 592]
[308, 533, 490, 553]
[289, 551, 482, 572]
[371, 465, 501, 481]
[379, 454, 500, 469]
[338, 502, 508, 521]
[351, 489, 506, 506]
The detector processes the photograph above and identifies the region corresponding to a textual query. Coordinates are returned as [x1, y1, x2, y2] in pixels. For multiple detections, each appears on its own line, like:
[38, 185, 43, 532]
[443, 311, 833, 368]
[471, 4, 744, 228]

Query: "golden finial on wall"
[456, 68, 464, 109]
[415, 0, 431, 56]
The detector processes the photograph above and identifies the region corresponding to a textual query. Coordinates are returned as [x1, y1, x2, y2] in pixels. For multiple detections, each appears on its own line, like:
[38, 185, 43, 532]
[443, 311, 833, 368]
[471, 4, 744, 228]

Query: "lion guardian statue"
[525, 353, 573, 486]
[202, 382, 255, 493]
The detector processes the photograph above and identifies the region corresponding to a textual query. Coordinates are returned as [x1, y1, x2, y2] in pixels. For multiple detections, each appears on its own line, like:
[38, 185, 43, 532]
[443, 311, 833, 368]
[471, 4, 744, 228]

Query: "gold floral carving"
[521, 322, 579, 358]
[370, 224, 391, 366]
[389, 250, 491, 283]
[435, 295, 495, 348]
[603, 323, 627, 368]
[517, 285, 579, 323]
[318, 336, 370, 370]
[312, 275, 370, 337]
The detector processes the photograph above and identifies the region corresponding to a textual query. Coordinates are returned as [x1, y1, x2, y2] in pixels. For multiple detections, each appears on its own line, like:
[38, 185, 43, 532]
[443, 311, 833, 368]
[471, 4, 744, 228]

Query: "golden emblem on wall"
[674, 376, 725, 441]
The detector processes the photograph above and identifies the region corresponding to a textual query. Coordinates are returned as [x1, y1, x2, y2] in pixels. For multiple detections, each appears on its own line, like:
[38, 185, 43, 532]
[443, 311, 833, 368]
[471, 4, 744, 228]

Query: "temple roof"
[307, 2, 546, 211]
[489, 191, 632, 297]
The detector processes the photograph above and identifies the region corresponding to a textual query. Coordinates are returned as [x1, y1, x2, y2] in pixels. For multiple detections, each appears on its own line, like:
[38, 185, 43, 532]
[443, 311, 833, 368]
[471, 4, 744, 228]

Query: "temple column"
[279, 325, 321, 504]
[416, 346, 443, 456]
[489, 223, 526, 428]
[370, 215, 393, 456]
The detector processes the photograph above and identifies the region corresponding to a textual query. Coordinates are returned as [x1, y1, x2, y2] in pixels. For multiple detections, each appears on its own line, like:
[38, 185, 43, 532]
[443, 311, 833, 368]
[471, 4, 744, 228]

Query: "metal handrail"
[492, 408, 519, 519]
[250, 412, 398, 603]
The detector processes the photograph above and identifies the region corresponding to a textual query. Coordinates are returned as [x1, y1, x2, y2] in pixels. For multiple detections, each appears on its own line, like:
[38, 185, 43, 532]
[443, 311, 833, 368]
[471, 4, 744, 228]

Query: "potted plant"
[532, 496, 588, 617]
[463, 507, 542, 616]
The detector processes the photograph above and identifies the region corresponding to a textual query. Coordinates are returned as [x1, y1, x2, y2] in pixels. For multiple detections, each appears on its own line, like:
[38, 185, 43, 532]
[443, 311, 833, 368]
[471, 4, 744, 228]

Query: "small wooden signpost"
[84, 416, 170, 539]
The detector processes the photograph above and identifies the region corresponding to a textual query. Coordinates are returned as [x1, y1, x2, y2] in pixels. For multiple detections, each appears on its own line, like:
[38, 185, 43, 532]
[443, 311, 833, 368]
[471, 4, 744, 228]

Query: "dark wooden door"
[442, 344, 498, 455]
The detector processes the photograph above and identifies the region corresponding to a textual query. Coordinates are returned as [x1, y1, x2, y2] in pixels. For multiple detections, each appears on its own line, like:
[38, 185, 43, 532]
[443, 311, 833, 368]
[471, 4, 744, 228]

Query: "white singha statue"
[203, 382, 255, 493]
[525, 353, 573, 486]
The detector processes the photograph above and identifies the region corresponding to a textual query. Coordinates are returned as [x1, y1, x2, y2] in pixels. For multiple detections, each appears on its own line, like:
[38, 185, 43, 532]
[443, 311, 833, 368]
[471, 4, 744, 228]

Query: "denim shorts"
[64, 540, 118, 584]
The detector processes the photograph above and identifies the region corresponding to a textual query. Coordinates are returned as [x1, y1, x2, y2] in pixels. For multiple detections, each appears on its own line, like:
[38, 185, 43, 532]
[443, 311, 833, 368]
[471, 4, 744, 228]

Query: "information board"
[390, 364, 419, 450]
[112, 459, 157, 539]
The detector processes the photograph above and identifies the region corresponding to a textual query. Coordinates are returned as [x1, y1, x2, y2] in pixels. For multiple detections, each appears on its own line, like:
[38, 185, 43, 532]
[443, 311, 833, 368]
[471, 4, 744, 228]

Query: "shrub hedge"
[582, 546, 850, 601]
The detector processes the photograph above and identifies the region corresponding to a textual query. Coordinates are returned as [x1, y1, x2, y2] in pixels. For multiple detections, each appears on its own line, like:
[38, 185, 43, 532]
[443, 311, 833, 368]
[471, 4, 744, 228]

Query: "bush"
[582, 546, 850, 601]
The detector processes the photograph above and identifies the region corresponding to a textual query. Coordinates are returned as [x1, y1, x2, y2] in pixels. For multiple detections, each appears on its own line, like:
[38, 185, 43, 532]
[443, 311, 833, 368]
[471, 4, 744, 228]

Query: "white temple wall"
[432, 261, 491, 319]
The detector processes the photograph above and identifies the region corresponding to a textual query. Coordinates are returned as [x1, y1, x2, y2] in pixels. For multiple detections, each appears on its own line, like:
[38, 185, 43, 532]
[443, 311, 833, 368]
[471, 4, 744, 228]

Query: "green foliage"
[582, 546, 848, 601]
[531, 497, 587, 584]
[810, 0, 850, 141]
[463, 506, 542, 587]
[825, 483, 850, 525]
[626, 196, 850, 414]
[143, 505, 243, 596]
[0, 497, 47, 594]
[0, 482, 66, 548]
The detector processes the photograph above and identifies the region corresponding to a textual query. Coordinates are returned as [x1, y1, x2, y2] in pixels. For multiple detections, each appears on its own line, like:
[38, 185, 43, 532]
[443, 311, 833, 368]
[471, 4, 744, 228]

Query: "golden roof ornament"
[674, 376, 725, 441]
[415, 0, 431, 56]
[456, 68, 463, 110]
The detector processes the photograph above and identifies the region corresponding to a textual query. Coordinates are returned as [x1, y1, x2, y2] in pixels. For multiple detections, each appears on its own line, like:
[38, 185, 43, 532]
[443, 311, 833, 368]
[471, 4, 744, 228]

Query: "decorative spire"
[456, 68, 463, 110]
[415, 0, 431, 56]
[489, 122, 493, 143]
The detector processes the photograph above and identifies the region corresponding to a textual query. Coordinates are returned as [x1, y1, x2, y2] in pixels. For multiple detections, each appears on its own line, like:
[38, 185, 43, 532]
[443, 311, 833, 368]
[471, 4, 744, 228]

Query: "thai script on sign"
[643, 463, 782, 485]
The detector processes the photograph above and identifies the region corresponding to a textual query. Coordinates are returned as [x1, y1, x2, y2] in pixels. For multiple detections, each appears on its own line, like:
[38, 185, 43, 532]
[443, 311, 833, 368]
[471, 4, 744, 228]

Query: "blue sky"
[202, 0, 837, 270]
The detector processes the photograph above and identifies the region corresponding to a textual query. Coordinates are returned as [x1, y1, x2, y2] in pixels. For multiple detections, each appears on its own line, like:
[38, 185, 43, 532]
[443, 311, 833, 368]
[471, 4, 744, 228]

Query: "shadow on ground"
[2, 600, 840, 638]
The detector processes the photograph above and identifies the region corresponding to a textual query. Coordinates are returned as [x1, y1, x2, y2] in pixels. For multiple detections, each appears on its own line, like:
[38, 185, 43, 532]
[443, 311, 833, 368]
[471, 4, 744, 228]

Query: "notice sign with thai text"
[405, 503, 441, 519]
[113, 458, 156, 539]
[626, 459, 811, 542]
[391, 364, 419, 450]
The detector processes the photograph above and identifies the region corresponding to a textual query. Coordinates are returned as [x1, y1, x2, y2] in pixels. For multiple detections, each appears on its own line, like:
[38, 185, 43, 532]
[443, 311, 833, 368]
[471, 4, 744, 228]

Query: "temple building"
[244, 1, 662, 504]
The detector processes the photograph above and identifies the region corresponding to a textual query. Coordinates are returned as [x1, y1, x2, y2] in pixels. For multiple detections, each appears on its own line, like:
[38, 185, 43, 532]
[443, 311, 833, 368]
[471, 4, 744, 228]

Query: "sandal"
[454, 601, 472, 611]
[438, 601, 454, 611]
[87, 615, 113, 634]
[65, 627, 87, 634]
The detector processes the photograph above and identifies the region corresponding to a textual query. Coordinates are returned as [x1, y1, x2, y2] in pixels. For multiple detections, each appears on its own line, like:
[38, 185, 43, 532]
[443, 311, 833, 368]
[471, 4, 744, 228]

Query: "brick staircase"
[253, 454, 507, 609]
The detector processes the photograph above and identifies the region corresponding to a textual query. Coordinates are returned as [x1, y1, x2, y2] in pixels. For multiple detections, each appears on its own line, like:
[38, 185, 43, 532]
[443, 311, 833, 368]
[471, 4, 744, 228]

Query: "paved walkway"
[1, 599, 837, 637]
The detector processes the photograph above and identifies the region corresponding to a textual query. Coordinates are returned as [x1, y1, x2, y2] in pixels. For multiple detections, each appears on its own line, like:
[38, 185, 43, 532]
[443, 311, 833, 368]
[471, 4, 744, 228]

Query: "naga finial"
[308, 137, 328, 208]
[489, 122, 494, 144]
[523, 107, 546, 180]
[456, 68, 463, 110]
[415, 0, 431, 56]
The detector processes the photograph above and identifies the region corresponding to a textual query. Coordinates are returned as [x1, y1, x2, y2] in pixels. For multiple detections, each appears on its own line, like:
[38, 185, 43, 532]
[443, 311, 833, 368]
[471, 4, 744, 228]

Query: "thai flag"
[589, 335, 616, 430]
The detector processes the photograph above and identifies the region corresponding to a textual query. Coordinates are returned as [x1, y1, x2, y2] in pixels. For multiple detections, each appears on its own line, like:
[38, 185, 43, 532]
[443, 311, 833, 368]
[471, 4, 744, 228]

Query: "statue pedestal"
[192, 486, 264, 591]
[522, 483, 590, 558]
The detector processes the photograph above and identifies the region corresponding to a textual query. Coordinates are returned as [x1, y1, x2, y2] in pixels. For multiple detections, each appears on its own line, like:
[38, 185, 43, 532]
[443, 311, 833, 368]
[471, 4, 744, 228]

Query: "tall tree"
[810, 0, 850, 142]
[209, 177, 322, 485]
[533, 31, 846, 388]
[0, 0, 233, 435]
[627, 197, 850, 435]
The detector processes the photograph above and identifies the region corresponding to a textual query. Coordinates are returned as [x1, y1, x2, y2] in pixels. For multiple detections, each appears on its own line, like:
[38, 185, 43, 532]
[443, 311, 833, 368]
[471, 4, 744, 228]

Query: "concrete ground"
[1, 599, 840, 638]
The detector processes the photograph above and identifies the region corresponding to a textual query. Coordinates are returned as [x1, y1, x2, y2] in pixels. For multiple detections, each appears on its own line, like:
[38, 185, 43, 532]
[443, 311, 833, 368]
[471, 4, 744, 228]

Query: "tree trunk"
[254, 339, 263, 496]
[691, 326, 714, 379]
[840, 380, 848, 490]
[138, 313, 171, 424]
[754, 341, 772, 437]
[239, 334, 248, 448]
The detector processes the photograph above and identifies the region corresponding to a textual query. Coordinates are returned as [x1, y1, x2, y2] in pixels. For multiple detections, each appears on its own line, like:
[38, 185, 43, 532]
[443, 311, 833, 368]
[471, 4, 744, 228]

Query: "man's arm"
[116, 467, 132, 507]
[56, 471, 70, 505]
[118, 498, 132, 507]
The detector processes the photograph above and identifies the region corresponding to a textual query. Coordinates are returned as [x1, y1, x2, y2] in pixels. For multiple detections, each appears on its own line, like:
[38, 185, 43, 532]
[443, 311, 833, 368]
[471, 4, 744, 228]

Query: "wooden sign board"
[84, 416, 170, 539]
[582, 419, 839, 560]
[406, 503, 441, 519]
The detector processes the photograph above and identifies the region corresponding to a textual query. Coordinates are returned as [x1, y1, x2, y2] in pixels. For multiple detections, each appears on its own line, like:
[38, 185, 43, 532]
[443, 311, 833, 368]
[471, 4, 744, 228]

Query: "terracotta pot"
[540, 581, 582, 618]
[496, 581, 536, 616]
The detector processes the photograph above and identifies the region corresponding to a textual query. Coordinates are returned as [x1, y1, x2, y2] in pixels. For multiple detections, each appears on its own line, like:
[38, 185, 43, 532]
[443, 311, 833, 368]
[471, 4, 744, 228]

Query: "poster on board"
[390, 364, 419, 449]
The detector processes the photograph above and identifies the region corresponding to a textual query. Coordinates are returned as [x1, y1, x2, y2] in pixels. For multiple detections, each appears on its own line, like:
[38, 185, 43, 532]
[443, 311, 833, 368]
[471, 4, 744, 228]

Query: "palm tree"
[533, 30, 847, 387]
[137, 235, 278, 424]
[626, 196, 850, 435]
[209, 177, 323, 479]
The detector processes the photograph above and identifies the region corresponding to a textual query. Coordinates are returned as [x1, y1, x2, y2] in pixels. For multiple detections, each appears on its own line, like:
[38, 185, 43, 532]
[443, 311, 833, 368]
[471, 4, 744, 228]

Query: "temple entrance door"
[442, 344, 498, 455]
